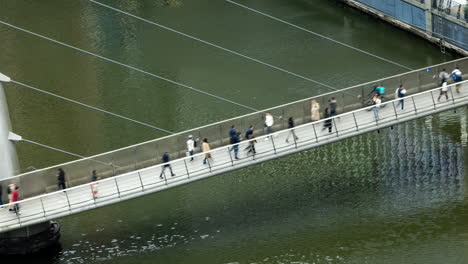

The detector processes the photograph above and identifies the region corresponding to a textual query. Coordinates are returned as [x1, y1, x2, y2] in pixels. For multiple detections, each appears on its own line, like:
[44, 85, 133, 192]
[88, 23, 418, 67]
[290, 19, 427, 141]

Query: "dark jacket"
[232, 134, 240, 144]
[58, 170, 65, 183]
[324, 112, 332, 127]
[229, 128, 236, 138]
[245, 128, 254, 140]
[162, 152, 170, 163]
[288, 119, 294, 129]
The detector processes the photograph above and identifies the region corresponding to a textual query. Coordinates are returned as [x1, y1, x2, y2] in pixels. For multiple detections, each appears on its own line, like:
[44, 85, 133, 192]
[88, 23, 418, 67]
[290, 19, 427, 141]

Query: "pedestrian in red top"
[10, 186, 19, 213]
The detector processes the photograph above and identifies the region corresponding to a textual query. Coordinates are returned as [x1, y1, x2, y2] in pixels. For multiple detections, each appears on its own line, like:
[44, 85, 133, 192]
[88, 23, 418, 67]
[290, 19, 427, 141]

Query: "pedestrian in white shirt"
[438, 79, 449, 102]
[264, 112, 274, 140]
[186, 135, 195, 161]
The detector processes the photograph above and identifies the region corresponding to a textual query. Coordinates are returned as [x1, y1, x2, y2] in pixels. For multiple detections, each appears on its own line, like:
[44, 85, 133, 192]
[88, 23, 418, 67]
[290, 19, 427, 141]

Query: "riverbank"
[340, 0, 468, 56]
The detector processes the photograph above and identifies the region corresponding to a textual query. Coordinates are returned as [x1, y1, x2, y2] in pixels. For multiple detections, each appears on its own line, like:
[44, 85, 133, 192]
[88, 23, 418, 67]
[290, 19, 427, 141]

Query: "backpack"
[398, 88, 406, 97]
[452, 72, 462, 82]
[193, 140, 197, 148]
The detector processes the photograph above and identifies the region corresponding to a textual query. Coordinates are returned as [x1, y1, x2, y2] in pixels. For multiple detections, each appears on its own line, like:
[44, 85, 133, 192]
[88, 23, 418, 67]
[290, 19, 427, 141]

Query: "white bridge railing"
[1, 81, 467, 233]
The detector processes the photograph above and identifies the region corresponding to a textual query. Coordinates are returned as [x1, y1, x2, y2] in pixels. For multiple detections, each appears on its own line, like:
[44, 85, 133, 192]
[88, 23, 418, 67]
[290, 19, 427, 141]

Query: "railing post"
[341, 93, 345, 114]
[40, 197, 47, 218]
[430, 91, 437, 109]
[64, 190, 72, 211]
[352, 112, 359, 131]
[270, 135, 277, 154]
[292, 129, 298, 149]
[137, 171, 144, 191]
[89, 183, 96, 201]
[227, 146, 234, 166]
[183, 159, 190, 179]
[332, 118, 339, 137]
[311, 123, 319, 143]
[411, 96, 418, 114]
[448, 85, 456, 104]
[15, 201, 21, 226]
[133, 147, 137, 170]
[114, 177, 121, 197]
[392, 101, 399, 119]
[207, 157, 212, 173]
[111, 163, 116, 176]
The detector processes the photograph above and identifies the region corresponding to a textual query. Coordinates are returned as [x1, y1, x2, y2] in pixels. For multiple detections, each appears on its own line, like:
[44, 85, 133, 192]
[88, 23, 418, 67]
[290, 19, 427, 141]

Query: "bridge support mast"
[0, 73, 19, 180]
[0, 73, 60, 255]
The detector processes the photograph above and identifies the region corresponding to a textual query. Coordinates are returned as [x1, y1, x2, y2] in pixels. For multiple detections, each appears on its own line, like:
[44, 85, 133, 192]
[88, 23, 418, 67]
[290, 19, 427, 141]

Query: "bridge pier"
[0, 222, 61, 255]
[0, 74, 61, 255]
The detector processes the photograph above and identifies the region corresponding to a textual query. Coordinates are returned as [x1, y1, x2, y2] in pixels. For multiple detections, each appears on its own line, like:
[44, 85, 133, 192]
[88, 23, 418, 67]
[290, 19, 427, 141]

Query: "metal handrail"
[2, 81, 467, 232]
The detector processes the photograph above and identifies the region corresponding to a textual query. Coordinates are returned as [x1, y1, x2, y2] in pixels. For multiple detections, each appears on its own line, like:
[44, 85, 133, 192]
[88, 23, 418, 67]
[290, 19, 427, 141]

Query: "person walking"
[285, 117, 299, 143]
[10, 186, 19, 213]
[7, 181, 15, 210]
[244, 125, 256, 156]
[373, 95, 382, 120]
[229, 125, 237, 138]
[229, 125, 237, 155]
[231, 132, 240, 160]
[202, 138, 212, 165]
[91, 170, 98, 182]
[438, 78, 449, 102]
[90, 170, 99, 198]
[160, 152, 175, 178]
[329, 97, 337, 116]
[57, 168, 66, 190]
[439, 68, 450, 85]
[323, 108, 332, 133]
[451, 67, 463, 93]
[264, 112, 274, 139]
[186, 135, 195, 161]
[395, 84, 406, 110]
[311, 99, 320, 121]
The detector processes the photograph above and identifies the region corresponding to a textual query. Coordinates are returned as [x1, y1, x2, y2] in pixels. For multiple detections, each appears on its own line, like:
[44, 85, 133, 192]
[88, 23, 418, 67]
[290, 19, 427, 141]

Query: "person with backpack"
[452, 67, 463, 93]
[395, 84, 406, 110]
[371, 85, 386, 98]
[160, 152, 175, 178]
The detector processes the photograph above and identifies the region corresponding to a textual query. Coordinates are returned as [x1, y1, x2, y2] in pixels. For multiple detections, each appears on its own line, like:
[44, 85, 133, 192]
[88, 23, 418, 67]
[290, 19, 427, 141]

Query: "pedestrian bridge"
[1, 58, 467, 233]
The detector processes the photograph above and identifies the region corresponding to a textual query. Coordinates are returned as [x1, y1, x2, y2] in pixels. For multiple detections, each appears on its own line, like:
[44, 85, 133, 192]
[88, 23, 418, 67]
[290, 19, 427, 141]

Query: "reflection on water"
[0, 0, 466, 262]
[39, 114, 465, 264]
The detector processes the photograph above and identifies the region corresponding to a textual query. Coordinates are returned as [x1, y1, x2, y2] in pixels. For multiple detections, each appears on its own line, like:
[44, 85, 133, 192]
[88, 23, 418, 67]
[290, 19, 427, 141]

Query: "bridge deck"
[1, 81, 467, 233]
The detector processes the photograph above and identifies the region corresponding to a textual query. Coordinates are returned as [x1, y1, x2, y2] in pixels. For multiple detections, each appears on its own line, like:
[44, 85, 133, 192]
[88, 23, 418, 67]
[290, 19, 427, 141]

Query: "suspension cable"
[21, 138, 113, 166]
[10, 80, 174, 134]
[89, 0, 339, 92]
[0, 20, 258, 112]
[225, 0, 415, 71]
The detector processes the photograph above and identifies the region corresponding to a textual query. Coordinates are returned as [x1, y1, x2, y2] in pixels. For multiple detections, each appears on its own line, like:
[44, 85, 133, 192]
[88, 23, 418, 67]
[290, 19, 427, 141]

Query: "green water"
[0, 0, 466, 263]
